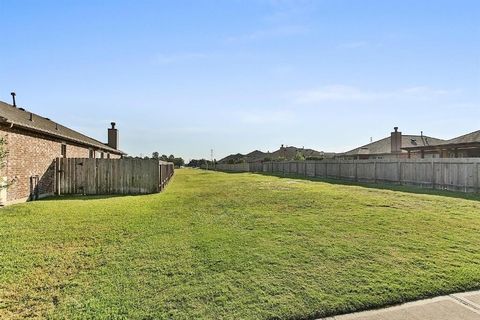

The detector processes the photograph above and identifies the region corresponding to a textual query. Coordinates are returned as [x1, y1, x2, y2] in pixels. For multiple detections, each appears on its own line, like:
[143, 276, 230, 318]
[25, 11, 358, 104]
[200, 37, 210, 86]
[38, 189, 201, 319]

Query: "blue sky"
[1, 0, 479, 161]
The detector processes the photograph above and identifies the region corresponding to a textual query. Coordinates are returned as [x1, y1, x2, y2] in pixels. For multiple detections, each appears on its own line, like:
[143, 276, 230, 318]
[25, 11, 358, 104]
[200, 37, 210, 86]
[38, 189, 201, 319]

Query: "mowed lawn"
[1, 169, 480, 319]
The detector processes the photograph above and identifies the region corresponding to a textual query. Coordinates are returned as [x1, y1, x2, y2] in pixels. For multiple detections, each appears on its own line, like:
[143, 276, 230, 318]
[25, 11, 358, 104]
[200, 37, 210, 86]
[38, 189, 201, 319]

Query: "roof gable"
[442, 130, 480, 145]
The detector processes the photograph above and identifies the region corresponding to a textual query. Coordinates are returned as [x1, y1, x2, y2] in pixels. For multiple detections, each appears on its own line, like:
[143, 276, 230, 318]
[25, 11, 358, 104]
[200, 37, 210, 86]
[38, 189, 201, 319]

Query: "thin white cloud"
[294, 85, 386, 103]
[263, 0, 316, 23]
[153, 53, 209, 65]
[237, 109, 293, 125]
[339, 41, 369, 49]
[401, 86, 454, 96]
[294, 85, 458, 104]
[226, 25, 308, 43]
[226, 0, 313, 43]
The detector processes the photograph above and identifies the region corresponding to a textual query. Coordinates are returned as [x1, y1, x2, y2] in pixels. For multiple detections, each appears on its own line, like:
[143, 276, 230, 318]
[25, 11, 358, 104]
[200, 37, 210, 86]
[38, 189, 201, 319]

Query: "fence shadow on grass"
[218, 170, 480, 202]
[38, 193, 148, 202]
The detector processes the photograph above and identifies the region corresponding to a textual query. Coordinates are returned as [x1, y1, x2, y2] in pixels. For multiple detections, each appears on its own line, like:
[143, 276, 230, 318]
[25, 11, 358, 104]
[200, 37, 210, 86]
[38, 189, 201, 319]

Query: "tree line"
[126, 152, 185, 168]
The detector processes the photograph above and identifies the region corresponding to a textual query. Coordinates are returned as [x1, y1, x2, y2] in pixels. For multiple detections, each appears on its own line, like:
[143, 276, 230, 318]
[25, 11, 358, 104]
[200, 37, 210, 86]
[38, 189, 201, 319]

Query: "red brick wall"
[0, 126, 121, 204]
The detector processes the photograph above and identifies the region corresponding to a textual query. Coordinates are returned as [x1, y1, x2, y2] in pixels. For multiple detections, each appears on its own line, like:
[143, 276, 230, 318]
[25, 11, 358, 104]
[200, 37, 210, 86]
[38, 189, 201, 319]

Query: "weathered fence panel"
[213, 163, 250, 172]
[211, 158, 480, 193]
[56, 158, 174, 196]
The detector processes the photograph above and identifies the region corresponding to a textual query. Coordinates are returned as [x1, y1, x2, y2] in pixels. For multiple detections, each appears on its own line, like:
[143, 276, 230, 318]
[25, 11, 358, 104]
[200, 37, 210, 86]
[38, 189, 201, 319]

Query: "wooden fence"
[214, 163, 250, 172]
[212, 159, 480, 193]
[55, 158, 174, 195]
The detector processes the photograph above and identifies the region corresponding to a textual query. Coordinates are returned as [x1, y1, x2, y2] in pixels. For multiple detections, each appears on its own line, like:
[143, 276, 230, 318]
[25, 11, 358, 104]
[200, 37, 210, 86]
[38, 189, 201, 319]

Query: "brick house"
[336, 127, 444, 160]
[402, 130, 480, 158]
[0, 99, 125, 205]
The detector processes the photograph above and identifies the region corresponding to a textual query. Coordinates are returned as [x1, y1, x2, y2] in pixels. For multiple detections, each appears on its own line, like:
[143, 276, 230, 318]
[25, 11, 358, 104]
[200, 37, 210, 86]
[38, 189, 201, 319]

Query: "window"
[100, 152, 104, 159]
[61, 144, 67, 158]
[107, 153, 111, 159]
[89, 149, 95, 158]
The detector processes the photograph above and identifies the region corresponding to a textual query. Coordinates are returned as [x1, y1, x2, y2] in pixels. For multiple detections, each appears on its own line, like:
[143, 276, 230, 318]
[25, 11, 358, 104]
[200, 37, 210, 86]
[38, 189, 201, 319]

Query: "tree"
[152, 152, 159, 160]
[305, 156, 324, 161]
[173, 157, 185, 167]
[293, 151, 305, 161]
[187, 159, 201, 167]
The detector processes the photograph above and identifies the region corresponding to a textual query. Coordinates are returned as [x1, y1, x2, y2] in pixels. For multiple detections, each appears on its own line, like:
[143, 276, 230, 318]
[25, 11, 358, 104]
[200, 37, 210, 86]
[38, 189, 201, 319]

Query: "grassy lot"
[1, 169, 479, 319]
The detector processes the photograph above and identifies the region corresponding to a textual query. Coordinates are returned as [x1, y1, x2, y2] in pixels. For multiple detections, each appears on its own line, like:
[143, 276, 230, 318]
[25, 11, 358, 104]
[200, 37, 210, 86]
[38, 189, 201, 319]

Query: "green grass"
[1, 169, 479, 319]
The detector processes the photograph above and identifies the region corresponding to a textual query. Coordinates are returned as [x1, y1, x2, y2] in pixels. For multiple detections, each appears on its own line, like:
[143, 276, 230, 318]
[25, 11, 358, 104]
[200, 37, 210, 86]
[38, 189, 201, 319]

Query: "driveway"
[321, 290, 480, 320]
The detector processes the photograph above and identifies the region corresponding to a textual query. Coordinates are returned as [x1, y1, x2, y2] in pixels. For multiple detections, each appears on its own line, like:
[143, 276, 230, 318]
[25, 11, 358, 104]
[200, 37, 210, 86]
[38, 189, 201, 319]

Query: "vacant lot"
[1, 169, 479, 319]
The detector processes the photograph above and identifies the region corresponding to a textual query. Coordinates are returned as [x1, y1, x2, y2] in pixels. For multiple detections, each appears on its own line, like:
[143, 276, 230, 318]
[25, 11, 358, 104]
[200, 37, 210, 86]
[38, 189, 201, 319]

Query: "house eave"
[0, 119, 126, 155]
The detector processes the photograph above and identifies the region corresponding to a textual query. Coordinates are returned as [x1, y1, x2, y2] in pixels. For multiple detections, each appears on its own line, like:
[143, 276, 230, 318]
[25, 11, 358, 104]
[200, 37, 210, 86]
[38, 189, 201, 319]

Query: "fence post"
[55, 158, 61, 195]
[354, 160, 358, 182]
[476, 162, 480, 193]
[95, 158, 99, 195]
[399, 161, 403, 185]
[373, 161, 377, 183]
[432, 160, 436, 189]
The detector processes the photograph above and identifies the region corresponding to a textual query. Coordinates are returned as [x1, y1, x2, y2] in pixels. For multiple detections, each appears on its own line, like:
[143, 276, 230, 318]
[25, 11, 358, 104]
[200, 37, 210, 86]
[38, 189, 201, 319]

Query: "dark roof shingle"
[439, 130, 480, 145]
[402, 130, 480, 150]
[342, 135, 445, 156]
[0, 100, 125, 154]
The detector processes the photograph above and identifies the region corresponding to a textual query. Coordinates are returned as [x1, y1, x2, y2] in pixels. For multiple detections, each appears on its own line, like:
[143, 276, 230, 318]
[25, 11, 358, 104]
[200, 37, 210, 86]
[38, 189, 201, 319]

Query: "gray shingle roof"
[439, 130, 480, 145]
[402, 130, 480, 150]
[342, 135, 445, 156]
[219, 146, 332, 163]
[0, 100, 125, 155]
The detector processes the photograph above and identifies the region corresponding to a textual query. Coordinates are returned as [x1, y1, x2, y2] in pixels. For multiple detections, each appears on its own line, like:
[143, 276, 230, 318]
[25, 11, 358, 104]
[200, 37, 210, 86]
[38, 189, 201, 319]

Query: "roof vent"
[19, 107, 25, 111]
[29, 112, 33, 121]
[10, 92, 16, 107]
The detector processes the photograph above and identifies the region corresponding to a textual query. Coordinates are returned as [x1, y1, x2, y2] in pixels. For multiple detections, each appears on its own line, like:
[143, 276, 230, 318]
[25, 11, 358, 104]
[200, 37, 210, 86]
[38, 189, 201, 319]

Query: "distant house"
[0, 98, 125, 205]
[218, 145, 335, 164]
[336, 127, 444, 160]
[402, 130, 480, 158]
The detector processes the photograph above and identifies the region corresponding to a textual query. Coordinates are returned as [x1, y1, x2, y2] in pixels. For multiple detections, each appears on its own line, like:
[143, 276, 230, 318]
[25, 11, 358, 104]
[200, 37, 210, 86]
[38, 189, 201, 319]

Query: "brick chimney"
[108, 122, 119, 149]
[391, 127, 402, 153]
